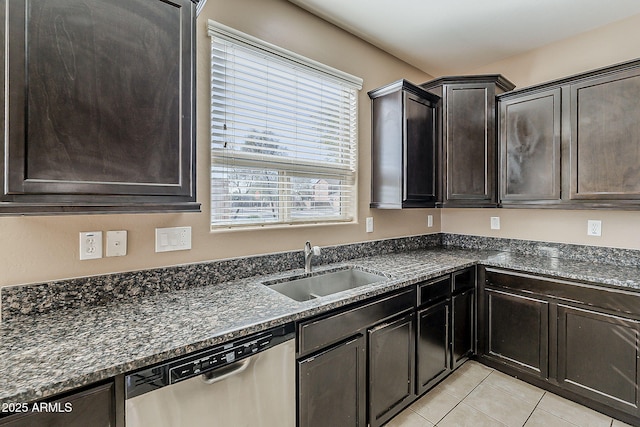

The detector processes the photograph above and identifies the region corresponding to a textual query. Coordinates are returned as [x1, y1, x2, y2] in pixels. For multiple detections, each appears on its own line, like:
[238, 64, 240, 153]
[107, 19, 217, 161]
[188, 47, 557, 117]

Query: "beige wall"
[442, 13, 640, 250]
[442, 209, 640, 250]
[0, 0, 436, 288]
[470, 13, 640, 88]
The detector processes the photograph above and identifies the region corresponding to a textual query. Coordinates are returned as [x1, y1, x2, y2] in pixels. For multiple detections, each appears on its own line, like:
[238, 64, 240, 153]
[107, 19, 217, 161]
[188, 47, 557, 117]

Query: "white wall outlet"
[490, 216, 501, 230]
[106, 230, 127, 257]
[587, 220, 602, 237]
[79, 231, 103, 260]
[427, 215, 433, 228]
[365, 217, 374, 233]
[155, 226, 192, 252]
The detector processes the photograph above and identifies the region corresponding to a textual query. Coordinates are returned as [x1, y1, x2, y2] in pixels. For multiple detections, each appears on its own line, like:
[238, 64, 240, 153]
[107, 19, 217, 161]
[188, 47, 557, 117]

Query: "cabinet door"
[1, 0, 198, 213]
[0, 383, 115, 427]
[569, 67, 640, 201]
[368, 313, 415, 427]
[403, 92, 437, 206]
[370, 90, 403, 208]
[500, 88, 561, 202]
[483, 288, 549, 379]
[416, 300, 450, 395]
[443, 83, 497, 205]
[452, 289, 474, 369]
[298, 335, 366, 427]
[557, 304, 640, 416]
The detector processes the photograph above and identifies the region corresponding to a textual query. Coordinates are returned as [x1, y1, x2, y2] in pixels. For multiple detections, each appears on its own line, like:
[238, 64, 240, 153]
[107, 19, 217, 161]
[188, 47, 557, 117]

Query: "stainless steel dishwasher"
[124, 323, 295, 427]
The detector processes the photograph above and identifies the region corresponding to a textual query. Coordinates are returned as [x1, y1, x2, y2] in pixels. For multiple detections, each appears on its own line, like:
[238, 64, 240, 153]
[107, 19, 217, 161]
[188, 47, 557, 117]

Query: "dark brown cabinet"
[479, 267, 640, 424]
[0, 0, 199, 215]
[482, 287, 549, 379]
[421, 76, 515, 207]
[451, 268, 476, 369]
[298, 335, 367, 427]
[368, 80, 439, 208]
[415, 267, 476, 395]
[499, 88, 562, 204]
[498, 58, 640, 209]
[452, 288, 474, 369]
[557, 304, 640, 415]
[0, 382, 116, 427]
[416, 299, 450, 394]
[569, 67, 640, 204]
[368, 313, 415, 427]
[296, 288, 415, 427]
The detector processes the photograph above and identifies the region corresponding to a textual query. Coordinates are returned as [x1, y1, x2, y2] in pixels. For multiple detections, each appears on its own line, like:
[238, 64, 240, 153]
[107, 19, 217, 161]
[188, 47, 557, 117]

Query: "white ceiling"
[288, 0, 640, 77]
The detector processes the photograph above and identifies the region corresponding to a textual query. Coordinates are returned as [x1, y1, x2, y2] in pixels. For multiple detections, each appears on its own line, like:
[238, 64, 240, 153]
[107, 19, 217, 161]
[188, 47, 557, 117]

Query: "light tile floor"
[385, 361, 638, 427]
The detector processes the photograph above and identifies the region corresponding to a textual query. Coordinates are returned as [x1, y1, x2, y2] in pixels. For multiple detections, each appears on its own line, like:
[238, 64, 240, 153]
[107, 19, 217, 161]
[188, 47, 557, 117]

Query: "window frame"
[207, 20, 363, 230]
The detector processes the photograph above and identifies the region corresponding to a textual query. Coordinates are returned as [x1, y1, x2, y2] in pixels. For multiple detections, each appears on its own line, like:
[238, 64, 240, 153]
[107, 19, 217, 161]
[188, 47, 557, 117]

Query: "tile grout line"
[521, 390, 547, 426]
[410, 363, 491, 426]
[433, 364, 506, 426]
[453, 367, 512, 427]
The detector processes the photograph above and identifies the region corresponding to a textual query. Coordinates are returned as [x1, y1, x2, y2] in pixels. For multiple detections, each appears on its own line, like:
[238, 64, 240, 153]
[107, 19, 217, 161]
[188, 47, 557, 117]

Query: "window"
[208, 21, 362, 229]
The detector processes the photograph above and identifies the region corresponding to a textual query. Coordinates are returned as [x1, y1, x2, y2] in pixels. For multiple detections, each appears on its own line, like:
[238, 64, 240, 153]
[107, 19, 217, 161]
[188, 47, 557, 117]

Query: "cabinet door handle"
[200, 358, 251, 385]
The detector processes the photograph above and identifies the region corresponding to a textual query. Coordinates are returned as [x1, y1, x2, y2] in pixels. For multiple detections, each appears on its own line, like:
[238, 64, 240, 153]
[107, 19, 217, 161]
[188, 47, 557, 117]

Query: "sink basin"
[264, 267, 387, 302]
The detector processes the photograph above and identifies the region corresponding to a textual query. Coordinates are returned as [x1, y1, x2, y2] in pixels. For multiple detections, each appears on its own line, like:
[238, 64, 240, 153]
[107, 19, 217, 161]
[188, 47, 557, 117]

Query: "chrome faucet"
[304, 241, 321, 273]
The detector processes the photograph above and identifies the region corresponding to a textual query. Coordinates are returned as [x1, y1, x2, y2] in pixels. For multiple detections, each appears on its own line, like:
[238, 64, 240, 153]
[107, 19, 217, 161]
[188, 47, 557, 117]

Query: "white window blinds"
[208, 21, 362, 228]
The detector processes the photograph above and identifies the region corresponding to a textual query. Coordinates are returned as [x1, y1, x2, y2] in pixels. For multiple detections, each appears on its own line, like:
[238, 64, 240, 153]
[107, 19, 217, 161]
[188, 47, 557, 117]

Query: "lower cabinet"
[416, 299, 450, 394]
[296, 288, 415, 427]
[482, 287, 549, 379]
[452, 288, 475, 369]
[0, 382, 117, 427]
[296, 266, 478, 427]
[298, 336, 367, 427]
[368, 313, 415, 427]
[557, 304, 640, 416]
[415, 267, 476, 394]
[297, 267, 477, 427]
[479, 267, 640, 423]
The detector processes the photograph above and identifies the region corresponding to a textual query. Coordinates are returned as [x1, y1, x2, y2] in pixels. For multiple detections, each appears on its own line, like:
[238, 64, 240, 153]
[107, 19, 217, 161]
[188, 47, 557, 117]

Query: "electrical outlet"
[365, 217, 374, 233]
[587, 220, 602, 237]
[490, 217, 501, 230]
[155, 227, 192, 252]
[79, 231, 103, 260]
[427, 215, 433, 228]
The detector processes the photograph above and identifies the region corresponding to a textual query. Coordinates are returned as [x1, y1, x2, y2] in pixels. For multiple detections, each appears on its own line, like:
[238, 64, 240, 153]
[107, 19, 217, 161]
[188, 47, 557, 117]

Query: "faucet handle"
[312, 246, 321, 256]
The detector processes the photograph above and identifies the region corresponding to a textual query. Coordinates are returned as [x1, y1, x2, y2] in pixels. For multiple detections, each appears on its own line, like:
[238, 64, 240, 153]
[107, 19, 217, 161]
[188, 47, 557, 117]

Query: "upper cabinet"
[0, 0, 200, 215]
[498, 58, 640, 209]
[499, 88, 562, 205]
[368, 80, 439, 209]
[420, 76, 515, 208]
[569, 68, 640, 203]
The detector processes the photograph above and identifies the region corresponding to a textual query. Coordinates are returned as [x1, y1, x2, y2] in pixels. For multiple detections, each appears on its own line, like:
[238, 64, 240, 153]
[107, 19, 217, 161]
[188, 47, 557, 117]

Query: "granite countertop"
[1, 247, 639, 406]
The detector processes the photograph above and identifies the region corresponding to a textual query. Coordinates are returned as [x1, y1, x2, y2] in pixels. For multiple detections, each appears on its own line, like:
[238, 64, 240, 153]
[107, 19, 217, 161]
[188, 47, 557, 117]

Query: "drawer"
[417, 276, 450, 307]
[485, 268, 640, 317]
[452, 267, 476, 294]
[298, 288, 415, 356]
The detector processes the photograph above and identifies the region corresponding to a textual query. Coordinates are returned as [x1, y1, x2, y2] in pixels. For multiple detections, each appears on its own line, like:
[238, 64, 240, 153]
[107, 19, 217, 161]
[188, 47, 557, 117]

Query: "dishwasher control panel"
[125, 322, 295, 399]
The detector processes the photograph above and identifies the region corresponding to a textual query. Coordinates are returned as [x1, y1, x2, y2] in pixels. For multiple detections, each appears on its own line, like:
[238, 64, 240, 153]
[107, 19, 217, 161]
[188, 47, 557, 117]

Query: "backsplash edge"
[0, 234, 441, 321]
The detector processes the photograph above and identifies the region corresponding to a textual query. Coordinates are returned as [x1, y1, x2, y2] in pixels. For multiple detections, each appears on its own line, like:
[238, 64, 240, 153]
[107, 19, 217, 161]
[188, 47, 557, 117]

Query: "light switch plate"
[365, 217, 374, 233]
[106, 230, 127, 257]
[155, 227, 192, 252]
[427, 215, 433, 228]
[490, 217, 501, 230]
[79, 231, 103, 260]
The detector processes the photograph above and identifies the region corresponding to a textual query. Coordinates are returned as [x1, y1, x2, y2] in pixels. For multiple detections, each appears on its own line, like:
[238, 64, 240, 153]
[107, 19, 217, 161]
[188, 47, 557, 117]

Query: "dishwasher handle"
[201, 357, 251, 385]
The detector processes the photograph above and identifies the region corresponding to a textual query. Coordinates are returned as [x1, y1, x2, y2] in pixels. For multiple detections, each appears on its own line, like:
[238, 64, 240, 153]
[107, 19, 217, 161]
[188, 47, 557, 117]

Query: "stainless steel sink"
[264, 267, 387, 302]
